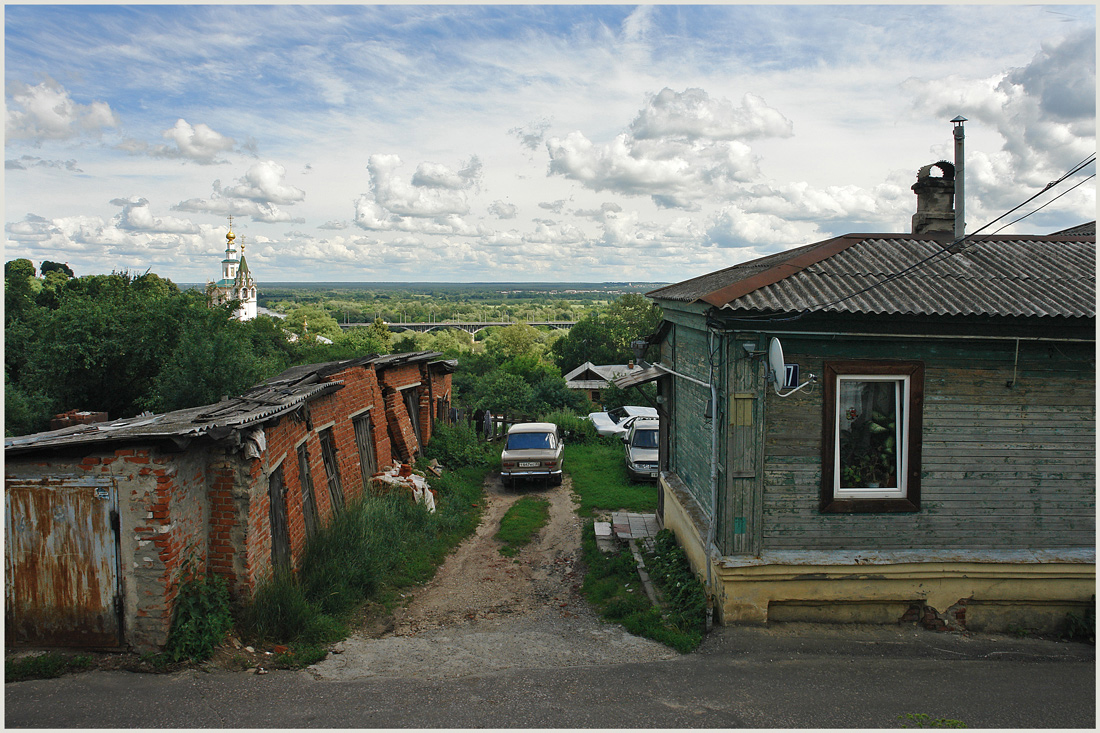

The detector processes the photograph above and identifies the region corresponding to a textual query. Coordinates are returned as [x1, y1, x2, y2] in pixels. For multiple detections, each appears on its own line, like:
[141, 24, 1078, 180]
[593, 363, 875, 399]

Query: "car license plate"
[519, 462, 540, 468]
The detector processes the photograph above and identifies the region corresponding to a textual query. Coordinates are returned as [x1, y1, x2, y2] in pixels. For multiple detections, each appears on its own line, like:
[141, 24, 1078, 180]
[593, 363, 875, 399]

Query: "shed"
[5, 351, 454, 651]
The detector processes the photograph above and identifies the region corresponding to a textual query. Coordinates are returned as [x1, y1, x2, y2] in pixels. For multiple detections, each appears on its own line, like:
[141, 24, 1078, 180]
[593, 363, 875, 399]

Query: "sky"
[4, 4, 1096, 284]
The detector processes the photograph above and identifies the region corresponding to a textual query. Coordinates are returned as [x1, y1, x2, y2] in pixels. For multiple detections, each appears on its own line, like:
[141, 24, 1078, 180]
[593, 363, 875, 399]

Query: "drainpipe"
[953, 116, 967, 239]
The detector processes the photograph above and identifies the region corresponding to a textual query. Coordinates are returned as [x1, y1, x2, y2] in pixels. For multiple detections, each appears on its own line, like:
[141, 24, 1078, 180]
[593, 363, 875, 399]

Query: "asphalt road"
[5, 623, 1095, 728]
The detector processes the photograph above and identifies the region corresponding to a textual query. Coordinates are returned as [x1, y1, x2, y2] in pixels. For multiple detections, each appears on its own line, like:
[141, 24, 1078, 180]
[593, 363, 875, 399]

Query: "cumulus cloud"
[629, 88, 793, 141]
[705, 205, 821, 250]
[488, 200, 517, 219]
[903, 28, 1095, 214]
[509, 119, 552, 151]
[353, 154, 488, 235]
[6, 155, 82, 172]
[5, 79, 119, 141]
[117, 120, 235, 164]
[539, 200, 566, 214]
[172, 161, 306, 224]
[546, 88, 786, 208]
[318, 220, 349, 230]
[224, 160, 306, 204]
[110, 197, 199, 233]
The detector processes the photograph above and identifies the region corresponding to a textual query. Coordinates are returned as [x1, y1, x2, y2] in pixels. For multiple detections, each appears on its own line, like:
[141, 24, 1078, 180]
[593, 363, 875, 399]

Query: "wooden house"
[624, 217, 1095, 633]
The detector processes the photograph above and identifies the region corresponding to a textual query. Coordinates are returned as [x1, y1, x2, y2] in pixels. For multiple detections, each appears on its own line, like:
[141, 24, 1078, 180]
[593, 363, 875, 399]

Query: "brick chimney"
[911, 161, 956, 236]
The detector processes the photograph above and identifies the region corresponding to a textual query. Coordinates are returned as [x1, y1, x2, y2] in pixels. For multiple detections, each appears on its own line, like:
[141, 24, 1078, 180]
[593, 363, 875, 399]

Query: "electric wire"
[712, 154, 1095, 324]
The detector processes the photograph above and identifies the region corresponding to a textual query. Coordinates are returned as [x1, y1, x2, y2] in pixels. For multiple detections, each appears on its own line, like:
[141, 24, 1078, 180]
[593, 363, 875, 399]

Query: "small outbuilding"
[5, 351, 454, 651]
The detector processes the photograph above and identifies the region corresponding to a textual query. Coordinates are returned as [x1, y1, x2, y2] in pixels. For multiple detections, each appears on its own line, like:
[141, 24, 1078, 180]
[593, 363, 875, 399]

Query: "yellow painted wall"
[660, 476, 1096, 633]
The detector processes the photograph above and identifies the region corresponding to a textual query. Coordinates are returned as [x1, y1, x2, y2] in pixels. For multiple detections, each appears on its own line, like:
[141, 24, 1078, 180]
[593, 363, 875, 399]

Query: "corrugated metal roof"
[5, 351, 445, 454]
[648, 233, 1095, 318]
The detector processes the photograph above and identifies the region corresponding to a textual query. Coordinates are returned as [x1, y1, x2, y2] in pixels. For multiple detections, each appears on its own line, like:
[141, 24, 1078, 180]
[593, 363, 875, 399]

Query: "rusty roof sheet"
[5, 351, 444, 454]
[648, 233, 1095, 318]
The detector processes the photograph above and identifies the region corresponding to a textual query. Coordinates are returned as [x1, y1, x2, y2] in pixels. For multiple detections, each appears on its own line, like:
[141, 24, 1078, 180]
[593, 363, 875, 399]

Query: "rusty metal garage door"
[5, 476, 122, 647]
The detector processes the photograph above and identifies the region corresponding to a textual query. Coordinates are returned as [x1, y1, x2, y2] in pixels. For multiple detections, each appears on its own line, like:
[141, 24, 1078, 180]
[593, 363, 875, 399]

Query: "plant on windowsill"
[840, 411, 897, 488]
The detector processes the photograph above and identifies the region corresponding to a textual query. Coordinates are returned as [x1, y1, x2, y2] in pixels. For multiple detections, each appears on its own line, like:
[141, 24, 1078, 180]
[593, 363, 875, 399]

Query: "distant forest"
[249, 281, 669, 325]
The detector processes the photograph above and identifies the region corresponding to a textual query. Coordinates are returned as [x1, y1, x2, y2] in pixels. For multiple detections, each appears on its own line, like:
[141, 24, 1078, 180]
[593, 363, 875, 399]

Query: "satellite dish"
[767, 337, 785, 387]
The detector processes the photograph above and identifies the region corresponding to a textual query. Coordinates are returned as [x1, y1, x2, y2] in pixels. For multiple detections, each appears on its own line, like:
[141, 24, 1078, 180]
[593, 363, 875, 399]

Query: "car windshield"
[506, 432, 554, 450]
[631, 429, 658, 449]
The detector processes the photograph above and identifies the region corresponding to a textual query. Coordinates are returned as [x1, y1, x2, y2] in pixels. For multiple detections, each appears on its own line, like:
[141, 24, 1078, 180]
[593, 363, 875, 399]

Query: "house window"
[319, 428, 346, 513]
[821, 360, 924, 513]
[296, 443, 320, 537]
[353, 413, 377, 479]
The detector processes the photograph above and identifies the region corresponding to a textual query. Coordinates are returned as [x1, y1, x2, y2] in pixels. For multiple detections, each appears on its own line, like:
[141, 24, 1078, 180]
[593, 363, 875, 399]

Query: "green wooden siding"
[760, 338, 1095, 551]
[667, 323, 715, 515]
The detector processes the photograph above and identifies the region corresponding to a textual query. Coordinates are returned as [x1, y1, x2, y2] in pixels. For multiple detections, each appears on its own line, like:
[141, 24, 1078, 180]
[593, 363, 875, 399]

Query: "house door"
[5, 476, 122, 647]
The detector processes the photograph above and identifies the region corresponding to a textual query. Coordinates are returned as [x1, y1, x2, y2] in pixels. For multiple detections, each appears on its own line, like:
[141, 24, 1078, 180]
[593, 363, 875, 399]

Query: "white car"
[623, 418, 660, 481]
[586, 405, 658, 438]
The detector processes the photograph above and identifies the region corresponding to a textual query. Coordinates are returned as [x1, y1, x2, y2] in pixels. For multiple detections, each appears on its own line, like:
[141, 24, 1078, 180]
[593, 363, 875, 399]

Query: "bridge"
[339, 320, 577, 335]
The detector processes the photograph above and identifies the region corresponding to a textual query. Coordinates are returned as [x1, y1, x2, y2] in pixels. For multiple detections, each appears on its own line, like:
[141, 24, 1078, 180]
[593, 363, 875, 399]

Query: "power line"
[721, 154, 1091, 319]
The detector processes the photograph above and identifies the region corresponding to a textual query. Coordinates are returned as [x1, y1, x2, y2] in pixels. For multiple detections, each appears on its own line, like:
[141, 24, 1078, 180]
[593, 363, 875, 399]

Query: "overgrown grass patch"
[5, 652, 92, 683]
[495, 496, 551, 556]
[564, 440, 658, 516]
[579, 522, 704, 653]
[238, 451, 489, 653]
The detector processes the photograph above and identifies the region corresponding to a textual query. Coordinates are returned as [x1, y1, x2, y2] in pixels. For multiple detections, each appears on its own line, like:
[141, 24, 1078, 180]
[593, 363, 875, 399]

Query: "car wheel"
[552, 473, 563, 486]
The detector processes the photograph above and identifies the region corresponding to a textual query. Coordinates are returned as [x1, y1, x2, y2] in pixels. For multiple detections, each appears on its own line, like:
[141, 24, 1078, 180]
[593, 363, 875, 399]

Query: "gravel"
[307, 473, 677, 681]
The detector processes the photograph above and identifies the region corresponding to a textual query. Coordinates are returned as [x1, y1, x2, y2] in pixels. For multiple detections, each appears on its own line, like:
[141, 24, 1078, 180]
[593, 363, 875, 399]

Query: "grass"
[564, 440, 658, 516]
[579, 523, 705, 653]
[238, 455, 491, 658]
[495, 496, 551, 556]
[5, 652, 92, 683]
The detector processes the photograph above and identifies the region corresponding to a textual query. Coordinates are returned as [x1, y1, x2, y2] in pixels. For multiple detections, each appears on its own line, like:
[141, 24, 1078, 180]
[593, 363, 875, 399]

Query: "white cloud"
[546, 88, 786, 208]
[488, 200, 517, 219]
[224, 160, 306, 204]
[6, 155, 82, 172]
[110, 197, 200, 233]
[5, 79, 119, 141]
[705, 206, 821, 250]
[158, 119, 235, 163]
[629, 88, 793, 141]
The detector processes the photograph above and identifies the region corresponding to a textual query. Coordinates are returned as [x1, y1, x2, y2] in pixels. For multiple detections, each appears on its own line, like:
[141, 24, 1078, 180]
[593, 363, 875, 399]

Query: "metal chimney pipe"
[952, 116, 967, 239]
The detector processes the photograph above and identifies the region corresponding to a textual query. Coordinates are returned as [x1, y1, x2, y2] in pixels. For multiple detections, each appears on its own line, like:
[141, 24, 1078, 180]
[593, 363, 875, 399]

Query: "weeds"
[564, 441, 658, 516]
[899, 713, 967, 728]
[239, 449, 488, 649]
[5, 653, 91, 683]
[165, 571, 234, 662]
[643, 529, 708, 635]
[495, 496, 551, 556]
[540, 409, 600, 445]
[579, 522, 703, 653]
[1062, 597, 1095, 643]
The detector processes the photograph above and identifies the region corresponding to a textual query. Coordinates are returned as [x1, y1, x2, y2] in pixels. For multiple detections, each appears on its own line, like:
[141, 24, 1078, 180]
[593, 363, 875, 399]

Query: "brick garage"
[4, 351, 454, 651]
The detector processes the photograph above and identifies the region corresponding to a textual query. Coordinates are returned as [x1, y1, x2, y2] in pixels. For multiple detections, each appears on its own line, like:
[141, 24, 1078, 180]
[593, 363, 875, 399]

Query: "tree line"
[5, 259, 661, 437]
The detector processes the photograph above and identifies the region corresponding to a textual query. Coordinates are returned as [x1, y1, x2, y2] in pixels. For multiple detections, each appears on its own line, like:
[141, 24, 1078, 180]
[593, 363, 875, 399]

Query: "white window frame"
[833, 374, 909, 500]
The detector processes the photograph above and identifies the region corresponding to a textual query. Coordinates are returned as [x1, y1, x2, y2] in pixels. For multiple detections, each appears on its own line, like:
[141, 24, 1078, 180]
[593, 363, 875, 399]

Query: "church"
[207, 215, 257, 320]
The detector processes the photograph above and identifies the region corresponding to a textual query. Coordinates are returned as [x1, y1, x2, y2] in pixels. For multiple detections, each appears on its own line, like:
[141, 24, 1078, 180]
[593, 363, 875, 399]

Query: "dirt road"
[307, 473, 676, 680]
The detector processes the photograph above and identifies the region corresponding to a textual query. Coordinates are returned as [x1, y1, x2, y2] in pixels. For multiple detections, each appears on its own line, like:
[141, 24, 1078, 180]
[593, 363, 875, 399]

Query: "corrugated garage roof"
[5, 351, 448, 454]
[647, 231, 1095, 319]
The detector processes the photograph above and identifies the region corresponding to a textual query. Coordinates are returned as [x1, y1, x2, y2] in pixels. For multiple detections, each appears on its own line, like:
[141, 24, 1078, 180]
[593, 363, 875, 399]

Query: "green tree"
[285, 305, 342, 342]
[484, 322, 542, 361]
[40, 261, 74, 278]
[550, 294, 662, 373]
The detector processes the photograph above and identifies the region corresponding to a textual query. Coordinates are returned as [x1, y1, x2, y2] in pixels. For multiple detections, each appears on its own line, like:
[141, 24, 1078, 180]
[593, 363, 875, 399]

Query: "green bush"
[1062, 598, 1095, 642]
[165, 573, 233, 662]
[422, 421, 495, 468]
[539, 409, 599, 445]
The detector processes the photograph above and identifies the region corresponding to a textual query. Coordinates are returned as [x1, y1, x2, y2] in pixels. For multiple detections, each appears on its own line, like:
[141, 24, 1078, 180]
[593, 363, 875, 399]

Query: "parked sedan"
[586, 405, 658, 438]
[622, 417, 660, 481]
[500, 422, 564, 488]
